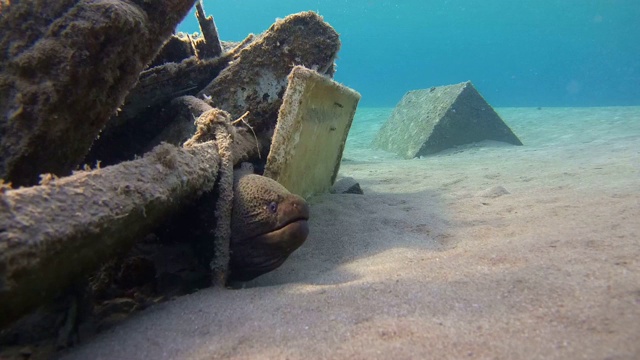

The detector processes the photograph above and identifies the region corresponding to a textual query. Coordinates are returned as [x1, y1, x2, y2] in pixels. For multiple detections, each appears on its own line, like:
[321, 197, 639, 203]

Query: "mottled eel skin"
[229, 168, 310, 281]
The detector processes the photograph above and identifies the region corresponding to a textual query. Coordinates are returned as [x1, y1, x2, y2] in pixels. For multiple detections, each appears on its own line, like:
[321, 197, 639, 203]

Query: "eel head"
[229, 172, 310, 281]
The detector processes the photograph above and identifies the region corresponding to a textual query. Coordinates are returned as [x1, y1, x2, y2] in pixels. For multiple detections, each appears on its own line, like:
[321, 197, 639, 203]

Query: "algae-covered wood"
[0, 0, 197, 186]
[198, 12, 341, 135]
[0, 109, 261, 327]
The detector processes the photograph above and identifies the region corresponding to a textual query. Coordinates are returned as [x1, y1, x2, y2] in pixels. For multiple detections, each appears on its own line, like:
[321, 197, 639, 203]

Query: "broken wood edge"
[195, 0, 223, 58]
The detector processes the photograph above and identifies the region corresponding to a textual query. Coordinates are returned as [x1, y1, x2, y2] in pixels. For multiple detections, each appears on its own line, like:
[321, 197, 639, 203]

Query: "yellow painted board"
[264, 66, 361, 198]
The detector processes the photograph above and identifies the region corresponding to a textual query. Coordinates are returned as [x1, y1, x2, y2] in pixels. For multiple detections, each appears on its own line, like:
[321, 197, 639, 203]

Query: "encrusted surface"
[198, 11, 340, 135]
[0, 0, 196, 186]
[264, 66, 360, 198]
[0, 108, 257, 327]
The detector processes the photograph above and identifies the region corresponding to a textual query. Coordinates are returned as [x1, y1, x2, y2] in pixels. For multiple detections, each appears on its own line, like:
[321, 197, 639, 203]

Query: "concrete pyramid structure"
[372, 81, 522, 159]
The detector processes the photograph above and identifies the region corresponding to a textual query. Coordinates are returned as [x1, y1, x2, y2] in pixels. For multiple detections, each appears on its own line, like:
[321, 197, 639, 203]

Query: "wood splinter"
[195, 0, 223, 58]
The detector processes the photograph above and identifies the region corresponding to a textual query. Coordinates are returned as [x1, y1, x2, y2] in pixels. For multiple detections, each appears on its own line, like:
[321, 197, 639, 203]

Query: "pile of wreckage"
[0, 0, 360, 354]
[0, 0, 527, 355]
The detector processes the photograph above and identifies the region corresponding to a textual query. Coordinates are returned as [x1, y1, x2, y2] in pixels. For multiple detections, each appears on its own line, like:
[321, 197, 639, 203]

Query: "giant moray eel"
[229, 167, 310, 281]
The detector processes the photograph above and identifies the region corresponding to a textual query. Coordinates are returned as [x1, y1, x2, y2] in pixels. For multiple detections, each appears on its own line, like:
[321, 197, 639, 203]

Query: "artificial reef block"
[372, 81, 522, 159]
[264, 66, 360, 198]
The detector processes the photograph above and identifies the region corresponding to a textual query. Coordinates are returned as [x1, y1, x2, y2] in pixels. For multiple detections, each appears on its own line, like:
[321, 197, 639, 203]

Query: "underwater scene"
[0, 0, 639, 359]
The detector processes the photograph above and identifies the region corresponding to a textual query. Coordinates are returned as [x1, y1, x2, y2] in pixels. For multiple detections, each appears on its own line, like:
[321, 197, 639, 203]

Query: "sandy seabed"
[63, 107, 640, 359]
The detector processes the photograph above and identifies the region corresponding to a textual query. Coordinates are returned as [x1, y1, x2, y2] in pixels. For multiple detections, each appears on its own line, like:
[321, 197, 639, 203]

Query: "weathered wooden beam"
[0, 0, 197, 186]
[198, 11, 341, 135]
[194, 0, 223, 58]
[97, 55, 232, 138]
[0, 109, 259, 327]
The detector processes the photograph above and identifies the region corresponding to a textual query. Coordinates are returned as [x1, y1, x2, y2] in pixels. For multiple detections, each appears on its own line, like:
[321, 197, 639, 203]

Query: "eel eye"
[267, 201, 278, 213]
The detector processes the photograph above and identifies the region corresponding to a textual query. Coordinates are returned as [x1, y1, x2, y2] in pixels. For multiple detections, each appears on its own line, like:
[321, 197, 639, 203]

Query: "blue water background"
[178, 0, 640, 108]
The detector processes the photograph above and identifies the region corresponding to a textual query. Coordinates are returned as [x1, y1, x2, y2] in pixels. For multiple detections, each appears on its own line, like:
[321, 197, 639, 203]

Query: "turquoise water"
[179, 1, 640, 107]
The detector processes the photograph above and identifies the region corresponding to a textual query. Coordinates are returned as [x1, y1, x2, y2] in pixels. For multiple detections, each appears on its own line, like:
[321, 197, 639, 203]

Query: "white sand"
[63, 107, 640, 359]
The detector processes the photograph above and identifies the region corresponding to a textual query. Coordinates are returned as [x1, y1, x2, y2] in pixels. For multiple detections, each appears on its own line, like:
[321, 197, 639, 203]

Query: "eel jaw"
[229, 218, 310, 282]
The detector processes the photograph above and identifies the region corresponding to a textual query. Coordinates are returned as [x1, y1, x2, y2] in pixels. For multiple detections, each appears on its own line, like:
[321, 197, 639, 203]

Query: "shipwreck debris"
[194, 0, 223, 58]
[86, 11, 340, 170]
[107, 56, 232, 131]
[142, 95, 210, 152]
[372, 81, 523, 159]
[198, 11, 341, 135]
[264, 66, 360, 198]
[0, 2, 354, 353]
[0, 108, 259, 327]
[85, 56, 233, 166]
[148, 33, 197, 68]
[0, 0, 197, 186]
